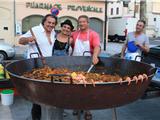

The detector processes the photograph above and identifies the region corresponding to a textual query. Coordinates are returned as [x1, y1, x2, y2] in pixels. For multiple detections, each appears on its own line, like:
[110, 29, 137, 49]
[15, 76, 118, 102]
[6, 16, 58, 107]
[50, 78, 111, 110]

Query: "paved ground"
[1, 96, 160, 120]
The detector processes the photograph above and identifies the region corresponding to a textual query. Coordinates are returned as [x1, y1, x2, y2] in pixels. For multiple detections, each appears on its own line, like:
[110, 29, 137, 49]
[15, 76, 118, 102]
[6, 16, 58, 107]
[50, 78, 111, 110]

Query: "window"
[3, 27, 8, 30]
[123, 1, 129, 7]
[116, 7, 119, 15]
[111, 8, 114, 15]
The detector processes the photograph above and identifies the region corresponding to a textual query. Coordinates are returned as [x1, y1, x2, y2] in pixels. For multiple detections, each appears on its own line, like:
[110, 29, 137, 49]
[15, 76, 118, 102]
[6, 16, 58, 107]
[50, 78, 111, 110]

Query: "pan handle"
[147, 67, 157, 78]
[30, 52, 39, 58]
[149, 67, 157, 74]
[48, 74, 73, 84]
[83, 51, 91, 56]
[135, 55, 143, 61]
[49, 74, 68, 83]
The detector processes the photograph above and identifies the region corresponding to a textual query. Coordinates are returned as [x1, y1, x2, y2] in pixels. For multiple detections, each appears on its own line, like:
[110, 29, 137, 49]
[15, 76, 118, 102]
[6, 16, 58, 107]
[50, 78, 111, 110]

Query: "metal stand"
[84, 110, 92, 120]
[75, 110, 92, 120]
[112, 108, 117, 120]
[75, 109, 117, 120]
[77, 110, 81, 120]
[41, 105, 63, 120]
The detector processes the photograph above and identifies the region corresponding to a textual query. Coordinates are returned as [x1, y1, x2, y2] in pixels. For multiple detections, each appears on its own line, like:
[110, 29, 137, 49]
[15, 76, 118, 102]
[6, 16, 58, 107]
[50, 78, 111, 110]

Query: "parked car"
[0, 42, 15, 62]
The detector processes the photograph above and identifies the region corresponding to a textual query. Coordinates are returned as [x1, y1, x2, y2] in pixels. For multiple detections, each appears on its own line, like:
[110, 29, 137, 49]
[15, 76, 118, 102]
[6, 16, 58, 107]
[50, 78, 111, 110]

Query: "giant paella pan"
[6, 56, 156, 110]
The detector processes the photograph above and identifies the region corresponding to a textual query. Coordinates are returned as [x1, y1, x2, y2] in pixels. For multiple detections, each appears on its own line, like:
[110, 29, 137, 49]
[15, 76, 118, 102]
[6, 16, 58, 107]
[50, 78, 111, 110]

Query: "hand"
[28, 37, 35, 43]
[92, 55, 99, 65]
[120, 55, 124, 59]
[134, 41, 140, 47]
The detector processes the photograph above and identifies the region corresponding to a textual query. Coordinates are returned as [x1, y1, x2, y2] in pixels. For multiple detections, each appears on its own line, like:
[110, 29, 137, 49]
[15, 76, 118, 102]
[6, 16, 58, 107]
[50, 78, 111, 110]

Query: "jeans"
[31, 104, 41, 120]
[53, 49, 68, 56]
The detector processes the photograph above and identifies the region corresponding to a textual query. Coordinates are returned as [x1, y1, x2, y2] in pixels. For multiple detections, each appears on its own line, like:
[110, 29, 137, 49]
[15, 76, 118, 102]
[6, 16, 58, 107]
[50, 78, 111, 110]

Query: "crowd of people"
[19, 13, 150, 120]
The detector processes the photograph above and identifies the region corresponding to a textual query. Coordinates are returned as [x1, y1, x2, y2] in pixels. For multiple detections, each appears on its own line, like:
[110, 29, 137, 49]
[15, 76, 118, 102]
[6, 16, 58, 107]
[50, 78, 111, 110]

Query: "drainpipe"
[140, 0, 147, 33]
[104, 0, 107, 51]
[134, 0, 136, 18]
[140, 0, 146, 21]
[13, 0, 16, 45]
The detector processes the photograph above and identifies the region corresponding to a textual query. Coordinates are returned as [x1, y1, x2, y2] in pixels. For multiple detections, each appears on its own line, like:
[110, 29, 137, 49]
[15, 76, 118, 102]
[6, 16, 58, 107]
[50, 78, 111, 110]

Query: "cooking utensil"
[30, 28, 46, 67]
[6, 56, 156, 110]
[87, 64, 94, 73]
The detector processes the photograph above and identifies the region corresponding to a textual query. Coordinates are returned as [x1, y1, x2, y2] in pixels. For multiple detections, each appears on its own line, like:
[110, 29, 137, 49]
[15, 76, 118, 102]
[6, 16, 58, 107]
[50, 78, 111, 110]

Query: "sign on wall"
[16, 21, 22, 35]
[67, 5, 103, 13]
[26, 2, 62, 10]
[26, 2, 103, 13]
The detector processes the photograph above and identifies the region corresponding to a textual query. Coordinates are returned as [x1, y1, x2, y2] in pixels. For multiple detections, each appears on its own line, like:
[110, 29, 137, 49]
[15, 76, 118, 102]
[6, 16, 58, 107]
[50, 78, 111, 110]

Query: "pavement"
[1, 40, 160, 120]
[1, 96, 160, 120]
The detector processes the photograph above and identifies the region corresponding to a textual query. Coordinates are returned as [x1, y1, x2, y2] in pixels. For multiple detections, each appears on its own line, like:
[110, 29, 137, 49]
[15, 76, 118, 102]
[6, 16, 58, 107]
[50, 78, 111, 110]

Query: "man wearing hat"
[121, 20, 150, 61]
[52, 19, 74, 56]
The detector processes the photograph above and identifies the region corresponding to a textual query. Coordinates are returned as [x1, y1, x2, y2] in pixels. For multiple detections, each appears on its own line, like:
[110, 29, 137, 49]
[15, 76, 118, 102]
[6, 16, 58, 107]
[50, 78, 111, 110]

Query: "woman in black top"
[53, 19, 74, 56]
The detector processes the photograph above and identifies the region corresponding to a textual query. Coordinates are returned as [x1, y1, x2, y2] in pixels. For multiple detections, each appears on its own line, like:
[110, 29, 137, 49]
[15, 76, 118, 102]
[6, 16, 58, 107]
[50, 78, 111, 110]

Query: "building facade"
[107, 0, 160, 38]
[2, 0, 154, 47]
[0, 0, 107, 46]
[107, 0, 123, 18]
[146, 0, 160, 37]
[107, 0, 140, 19]
[0, 0, 15, 45]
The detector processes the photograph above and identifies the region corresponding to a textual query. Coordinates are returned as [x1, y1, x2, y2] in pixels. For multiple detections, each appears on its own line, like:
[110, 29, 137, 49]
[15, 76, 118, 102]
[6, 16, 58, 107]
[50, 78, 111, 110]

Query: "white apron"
[72, 30, 91, 56]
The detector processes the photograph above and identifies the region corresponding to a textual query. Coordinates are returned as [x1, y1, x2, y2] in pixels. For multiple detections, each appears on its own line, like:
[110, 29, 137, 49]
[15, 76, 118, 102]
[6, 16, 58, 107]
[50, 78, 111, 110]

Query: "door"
[0, 8, 13, 43]
[155, 16, 160, 37]
[89, 18, 103, 43]
[22, 15, 43, 34]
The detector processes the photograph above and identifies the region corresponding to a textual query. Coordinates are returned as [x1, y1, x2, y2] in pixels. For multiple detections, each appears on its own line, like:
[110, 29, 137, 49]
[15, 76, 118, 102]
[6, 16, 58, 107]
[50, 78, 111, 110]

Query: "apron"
[72, 30, 91, 56]
[125, 40, 141, 62]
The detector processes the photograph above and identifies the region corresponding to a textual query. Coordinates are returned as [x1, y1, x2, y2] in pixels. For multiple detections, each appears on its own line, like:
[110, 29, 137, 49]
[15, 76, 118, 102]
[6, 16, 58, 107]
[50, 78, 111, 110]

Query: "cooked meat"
[23, 67, 148, 85]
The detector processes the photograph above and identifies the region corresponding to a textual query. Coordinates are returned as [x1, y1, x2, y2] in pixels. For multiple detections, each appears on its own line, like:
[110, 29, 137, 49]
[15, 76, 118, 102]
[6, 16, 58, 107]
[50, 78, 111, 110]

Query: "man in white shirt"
[19, 14, 57, 120]
[19, 14, 57, 58]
